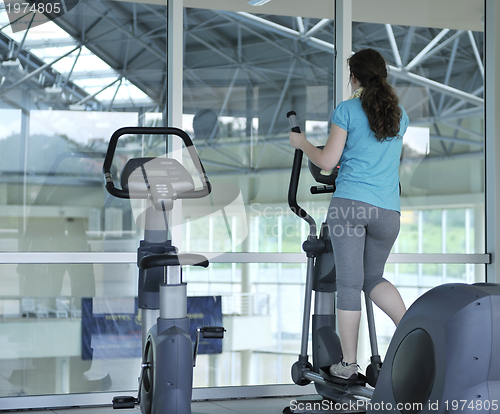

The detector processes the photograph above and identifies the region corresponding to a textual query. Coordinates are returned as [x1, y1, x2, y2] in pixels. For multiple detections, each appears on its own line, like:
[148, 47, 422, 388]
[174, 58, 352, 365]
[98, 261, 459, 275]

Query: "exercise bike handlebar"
[287, 111, 317, 236]
[102, 126, 211, 200]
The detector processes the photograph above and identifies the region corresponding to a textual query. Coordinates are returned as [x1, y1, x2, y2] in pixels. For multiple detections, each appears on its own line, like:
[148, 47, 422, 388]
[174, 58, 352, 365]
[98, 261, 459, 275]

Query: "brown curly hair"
[348, 49, 402, 142]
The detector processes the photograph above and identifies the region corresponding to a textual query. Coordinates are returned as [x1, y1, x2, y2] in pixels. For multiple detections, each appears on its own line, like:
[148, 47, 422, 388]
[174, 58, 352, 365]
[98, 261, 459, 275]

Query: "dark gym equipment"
[285, 112, 379, 413]
[286, 111, 500, 414]
[368, 282, 500, 414]
[103, 127, 225, 414]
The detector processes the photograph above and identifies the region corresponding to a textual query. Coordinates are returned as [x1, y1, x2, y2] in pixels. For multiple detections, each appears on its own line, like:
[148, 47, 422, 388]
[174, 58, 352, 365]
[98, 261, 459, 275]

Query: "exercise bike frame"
[103, 127, 223, 414]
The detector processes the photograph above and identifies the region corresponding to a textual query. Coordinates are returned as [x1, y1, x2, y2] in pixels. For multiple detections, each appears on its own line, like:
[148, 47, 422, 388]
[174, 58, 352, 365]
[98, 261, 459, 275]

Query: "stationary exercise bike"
[285, 112, 378, 413]
[102, 127, 224, 414]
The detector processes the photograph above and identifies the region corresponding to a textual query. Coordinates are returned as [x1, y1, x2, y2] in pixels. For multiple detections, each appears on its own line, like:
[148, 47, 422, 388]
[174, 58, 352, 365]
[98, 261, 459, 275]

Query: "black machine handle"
[287, 111, 317, 235]
[287, 110, 302, 134]
[310, 185, 336, 195]
[139, 253, 209, 269]
[102, 126, 210, 199]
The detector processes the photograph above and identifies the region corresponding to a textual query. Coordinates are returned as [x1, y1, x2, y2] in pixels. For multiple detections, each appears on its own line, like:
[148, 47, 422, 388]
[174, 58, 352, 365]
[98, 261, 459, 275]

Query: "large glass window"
[181, 7, 335, 387]
[0, 0, 165, 400]
[0, 0, 487, 406]
[180, 5, 486, 386]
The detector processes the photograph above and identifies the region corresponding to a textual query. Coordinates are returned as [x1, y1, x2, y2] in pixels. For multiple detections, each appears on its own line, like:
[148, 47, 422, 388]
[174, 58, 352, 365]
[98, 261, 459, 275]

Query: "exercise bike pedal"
[320, 366, 367, 386]
[193, 326, 226, 367]
[200, 326, 225, 339]
[112, 396, 137, 409]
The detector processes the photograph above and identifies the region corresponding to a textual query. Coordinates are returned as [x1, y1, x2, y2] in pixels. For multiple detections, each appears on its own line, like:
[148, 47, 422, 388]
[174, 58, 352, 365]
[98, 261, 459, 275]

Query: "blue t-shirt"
[331, 98, 409, 212]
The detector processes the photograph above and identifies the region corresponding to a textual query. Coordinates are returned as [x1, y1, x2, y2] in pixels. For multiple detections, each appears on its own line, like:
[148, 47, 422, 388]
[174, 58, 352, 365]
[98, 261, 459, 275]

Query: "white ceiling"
[116, 0, 484, 31]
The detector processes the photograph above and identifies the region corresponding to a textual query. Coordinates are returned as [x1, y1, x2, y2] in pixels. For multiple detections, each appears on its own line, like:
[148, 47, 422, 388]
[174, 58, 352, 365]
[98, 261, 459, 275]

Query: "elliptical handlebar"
[102, 126, 211, 200]
[287, 111, 317, 236]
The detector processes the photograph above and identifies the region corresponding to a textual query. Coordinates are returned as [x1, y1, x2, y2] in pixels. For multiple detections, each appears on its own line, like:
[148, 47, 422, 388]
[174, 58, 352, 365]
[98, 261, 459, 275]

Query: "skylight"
[0, 8, 154, 108]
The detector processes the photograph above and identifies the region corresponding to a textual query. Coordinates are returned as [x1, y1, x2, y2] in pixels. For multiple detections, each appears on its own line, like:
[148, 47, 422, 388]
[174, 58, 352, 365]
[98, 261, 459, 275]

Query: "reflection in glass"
[0, 263, 138, 397]
[179, 6, 486, 390]
[0, 1, 487, 403]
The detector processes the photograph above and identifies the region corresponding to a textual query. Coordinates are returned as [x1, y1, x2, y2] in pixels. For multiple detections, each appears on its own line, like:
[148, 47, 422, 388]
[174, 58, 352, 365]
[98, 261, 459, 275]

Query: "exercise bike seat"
[319, 366, 367, 386]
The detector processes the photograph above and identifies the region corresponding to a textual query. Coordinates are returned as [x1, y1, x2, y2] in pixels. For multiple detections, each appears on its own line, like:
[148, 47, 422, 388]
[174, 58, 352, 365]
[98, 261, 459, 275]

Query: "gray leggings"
[326, 197, 400, 311]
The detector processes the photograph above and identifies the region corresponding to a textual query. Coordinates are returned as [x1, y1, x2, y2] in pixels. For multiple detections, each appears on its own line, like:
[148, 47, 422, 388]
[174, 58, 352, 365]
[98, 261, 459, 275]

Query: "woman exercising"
[289, 48, 409, 381]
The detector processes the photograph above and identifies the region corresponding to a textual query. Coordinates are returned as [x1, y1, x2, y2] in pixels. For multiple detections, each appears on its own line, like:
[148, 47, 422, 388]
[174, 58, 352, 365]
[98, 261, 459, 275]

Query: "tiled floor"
[17, 397, 297, 414]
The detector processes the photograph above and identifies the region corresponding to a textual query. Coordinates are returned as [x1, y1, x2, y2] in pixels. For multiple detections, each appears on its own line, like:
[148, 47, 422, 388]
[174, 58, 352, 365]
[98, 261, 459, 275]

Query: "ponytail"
[348, 49, 402, 142]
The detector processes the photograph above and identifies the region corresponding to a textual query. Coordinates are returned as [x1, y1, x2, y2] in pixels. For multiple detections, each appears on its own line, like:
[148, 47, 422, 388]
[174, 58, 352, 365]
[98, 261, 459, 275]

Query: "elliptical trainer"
[102, 127, 224, 414]
[285, 112, 380, 413]
[286, 111, 500, 414]
[368, 282, 500, 413]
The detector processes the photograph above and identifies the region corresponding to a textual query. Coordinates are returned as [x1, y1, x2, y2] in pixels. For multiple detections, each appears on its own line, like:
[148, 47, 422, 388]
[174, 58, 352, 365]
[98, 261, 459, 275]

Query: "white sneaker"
[329, 361, 359, 380]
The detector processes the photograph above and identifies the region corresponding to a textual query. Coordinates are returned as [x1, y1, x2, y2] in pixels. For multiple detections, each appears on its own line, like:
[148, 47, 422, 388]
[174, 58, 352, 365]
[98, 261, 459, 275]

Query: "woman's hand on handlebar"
[289, 124, 347, 171]
[289, 131, 307, 150]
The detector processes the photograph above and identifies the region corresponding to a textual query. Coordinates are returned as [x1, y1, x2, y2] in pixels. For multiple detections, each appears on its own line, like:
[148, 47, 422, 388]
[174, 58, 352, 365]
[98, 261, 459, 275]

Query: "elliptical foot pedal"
[319, 366, 367, 386]
[112, 396, 137, 409]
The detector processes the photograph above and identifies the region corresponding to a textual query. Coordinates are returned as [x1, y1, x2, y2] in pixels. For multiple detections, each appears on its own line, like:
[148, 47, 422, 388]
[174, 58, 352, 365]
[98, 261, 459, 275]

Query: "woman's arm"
[289, 123, 347, 170]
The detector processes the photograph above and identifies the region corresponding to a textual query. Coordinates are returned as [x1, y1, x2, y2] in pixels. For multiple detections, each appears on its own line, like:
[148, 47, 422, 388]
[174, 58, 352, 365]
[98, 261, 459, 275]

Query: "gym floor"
[22, 397, 297, 414]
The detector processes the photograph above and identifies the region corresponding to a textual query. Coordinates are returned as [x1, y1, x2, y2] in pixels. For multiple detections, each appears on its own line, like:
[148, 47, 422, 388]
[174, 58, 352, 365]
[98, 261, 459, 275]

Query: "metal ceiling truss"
[182, 10, 484, 174]
[54, 0, 168, 106]
[0, 2, 484, 175]
[0, 31, 104, 110]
